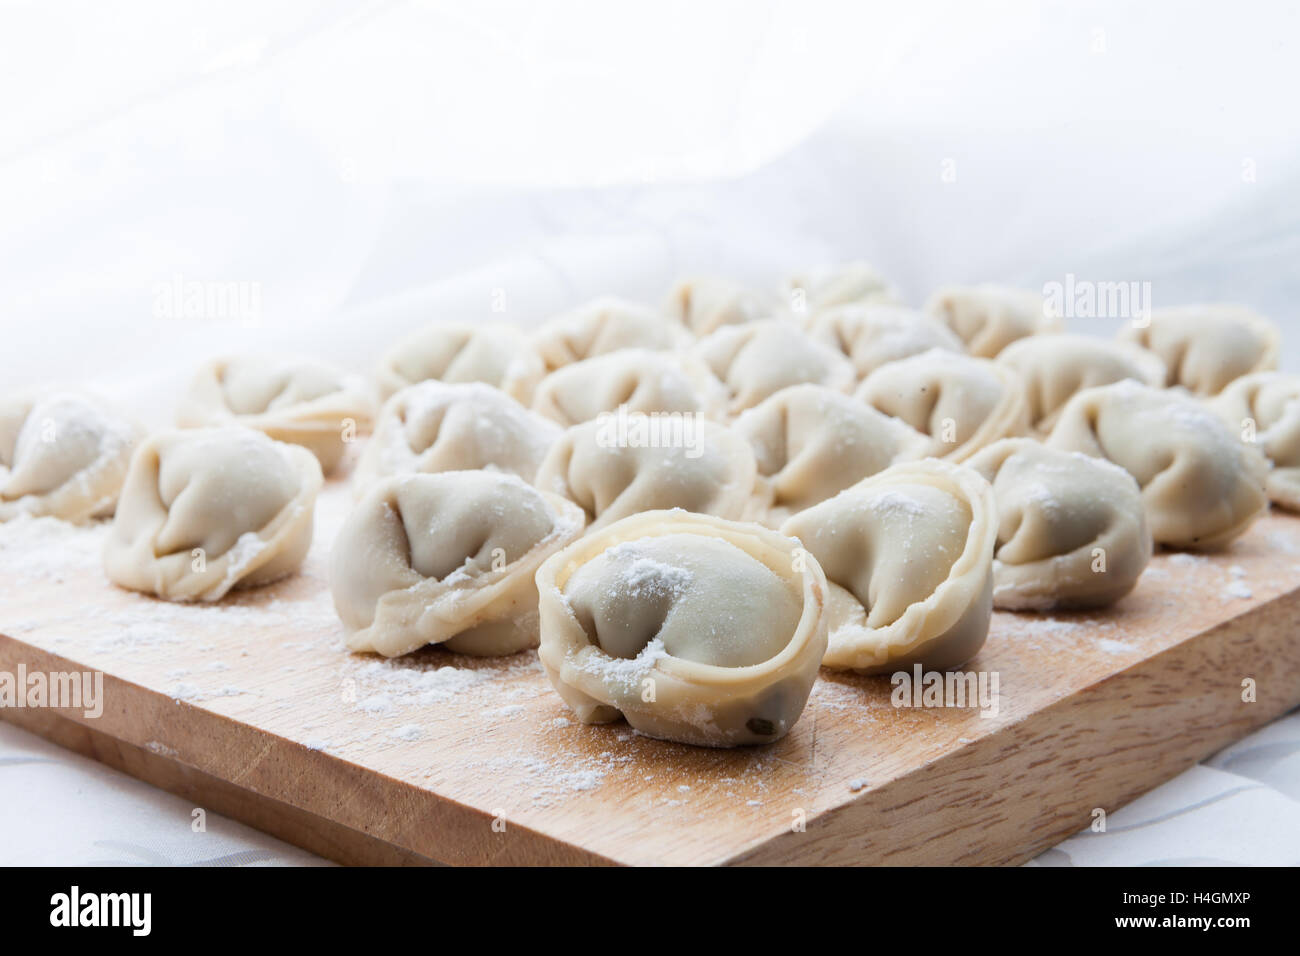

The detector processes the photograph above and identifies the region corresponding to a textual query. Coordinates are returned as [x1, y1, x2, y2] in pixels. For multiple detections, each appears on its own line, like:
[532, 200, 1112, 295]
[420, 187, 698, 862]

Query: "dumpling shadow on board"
[347, 641, 541, 678]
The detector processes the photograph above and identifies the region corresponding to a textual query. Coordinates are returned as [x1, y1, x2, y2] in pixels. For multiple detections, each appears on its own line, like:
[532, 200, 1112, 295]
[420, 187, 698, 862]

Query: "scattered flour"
[1223, 580, 1253, 600]
[1096, 638, 1136, 655]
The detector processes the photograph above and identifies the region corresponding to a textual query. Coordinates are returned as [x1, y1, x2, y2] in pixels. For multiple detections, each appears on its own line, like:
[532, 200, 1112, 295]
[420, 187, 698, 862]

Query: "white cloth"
[2, 0, 1299, 865]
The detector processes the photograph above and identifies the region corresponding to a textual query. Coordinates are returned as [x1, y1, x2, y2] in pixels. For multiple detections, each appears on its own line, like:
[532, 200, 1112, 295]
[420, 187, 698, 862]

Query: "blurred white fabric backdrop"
[1, 0, 1298, 864]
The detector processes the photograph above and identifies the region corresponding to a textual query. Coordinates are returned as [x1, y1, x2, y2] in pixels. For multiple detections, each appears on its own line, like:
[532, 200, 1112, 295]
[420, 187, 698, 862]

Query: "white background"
[1, 0, 1298, 864]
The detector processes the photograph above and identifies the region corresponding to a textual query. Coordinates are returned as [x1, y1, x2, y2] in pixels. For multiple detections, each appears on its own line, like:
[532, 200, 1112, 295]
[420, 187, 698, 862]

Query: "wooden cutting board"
[2, 455, 1299, 866]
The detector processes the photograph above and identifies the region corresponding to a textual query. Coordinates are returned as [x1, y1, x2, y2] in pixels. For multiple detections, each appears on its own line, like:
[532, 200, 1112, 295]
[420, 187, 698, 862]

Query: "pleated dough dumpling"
[855, 349, 1029, 462]
[805, 303, 966, 379]
[966, 438, 1152, 610]
[530, 349, 724, 427]
[331, 471, 583, 657]
[535, 417, 757, 531]
[1119, 305, 1280, 395]
[781, 459, 996, 674]
[1046, 380, 1268, 549]
[103, 427, 322, 601]
[527, 298, 689, 376]
[784, 260, 898, 316]
[374, 321, 545, 402]
[536, 510, 828, 747]
[926, 284, 1063, 358]
[0, 391, 142, 523]
[1210, 372, 1300, 510]
[177, 355, 376, 474]
[732, 384, 930, 526]
[996, 333, 1167, 432]
[665, 276, 773, 336]
[693, 318, 856, 417]
[354, 381, 560, 489]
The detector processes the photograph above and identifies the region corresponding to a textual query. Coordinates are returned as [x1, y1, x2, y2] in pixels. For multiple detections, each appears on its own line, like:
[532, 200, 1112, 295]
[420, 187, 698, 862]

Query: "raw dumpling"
[536, 510, 828, 747]
[103, 427, 322, 601]
[374, 321, 545, 402]
[527, 298, 689, 375]
[1119, 305, 1280, 395]
[535, 417, 757, 531]
[996, 333, 1167, 432]
[855, 349, 1029, 461]
[354, 381, 560, 489]
[0, 391, 142, 523]
[781, 459, 997, 674]
[530, 349, 724, 427]
[693, 319, 856, 416]
[331, 471, 584, 657]
[177, 355, 376, 473]
[664, 276, 772, 336]
[805, 303, 965, 379]
[732, 384, 930, 525]
[966, 438, 1151, 610]
[926, 285, 1063, 358]
[1210, 372, 1300, 510]
[784, 261, 898, 316]
[1046, 380, 1268, 549]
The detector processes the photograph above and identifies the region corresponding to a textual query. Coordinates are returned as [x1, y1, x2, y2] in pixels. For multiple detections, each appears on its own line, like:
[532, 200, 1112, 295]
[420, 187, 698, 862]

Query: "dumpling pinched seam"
[529, 348, 728, 427]
[102, 429, 323, 600]
[924, 284, 1064, 358]
[374, 321, 545, 402]
[967, 438, 1152, 610]
[535, 417, 758, 532]
[353, 380, 561, 491]
[1118, 305, 1280, 396]
[332, 471, 585, 658]
[855, 349, 1030, 462]
[536, 510, 828, 748]
[781, 459, 997, 674]
[995, 333, 1167, 434]
[1211, 372, 1300, 511]
[1046, 380, 1268, 550]
[0, 391, 142, 523]
[177, 355, 376, 473]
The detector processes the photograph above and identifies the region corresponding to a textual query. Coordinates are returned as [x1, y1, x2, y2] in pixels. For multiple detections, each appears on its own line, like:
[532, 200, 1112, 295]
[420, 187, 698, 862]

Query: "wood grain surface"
[2, 457, 1299, 866]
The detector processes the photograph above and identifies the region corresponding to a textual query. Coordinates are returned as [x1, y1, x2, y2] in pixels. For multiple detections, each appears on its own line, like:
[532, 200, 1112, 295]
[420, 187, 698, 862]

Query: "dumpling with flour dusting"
[781, 459, 997, 674]
[530, 349, 724, 427]
[996, 334, 1166, 432]
[0, 391, 142, 523]
[925, 284, 1063, 358]
[1211, 372, 1300, 510]
[103, 427, 322, 601]
[536, 510, 828, 747]
[1046, 380, 1268, 549]
[966, 438, 1151, 610]
[535, 417, 757, 531]
[693, 319, 856, 416]
[331, 471, 584, 657]
[783, 261, 899, 316]
[855, 349, 1029, 461]
[804, 304, 965, 380]
[375, 322, 545, 402]
[732, 384, 930, 526]
[1119, 305, 1279, 395]
[664, 276, 773, 336]
[177, 355, 376, 473]
[354, 381, 560, 489]
[526, 298, 690, 376]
